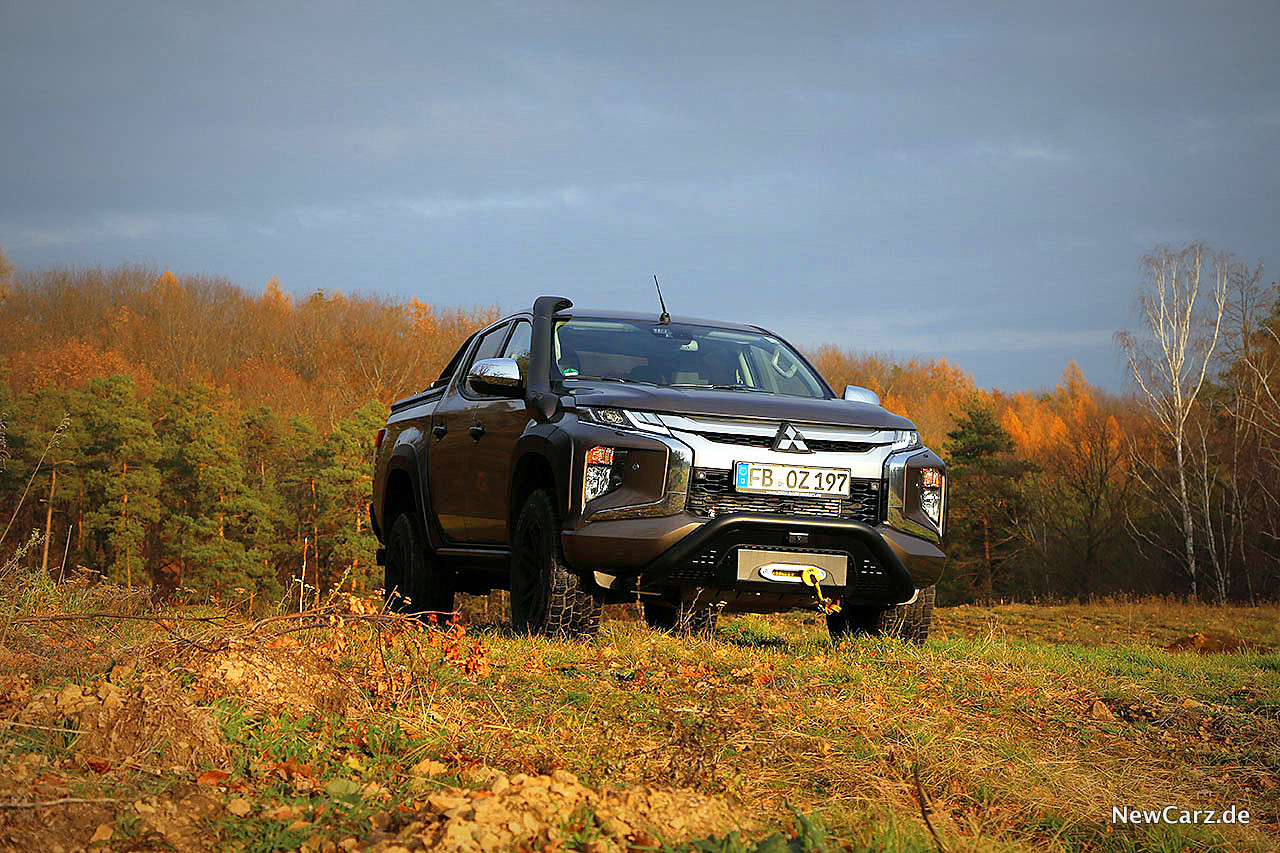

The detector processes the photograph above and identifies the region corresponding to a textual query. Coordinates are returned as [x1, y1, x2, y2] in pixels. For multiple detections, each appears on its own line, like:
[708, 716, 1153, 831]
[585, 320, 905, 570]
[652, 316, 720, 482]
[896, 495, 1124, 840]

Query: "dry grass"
[0, 575, 1277, 852]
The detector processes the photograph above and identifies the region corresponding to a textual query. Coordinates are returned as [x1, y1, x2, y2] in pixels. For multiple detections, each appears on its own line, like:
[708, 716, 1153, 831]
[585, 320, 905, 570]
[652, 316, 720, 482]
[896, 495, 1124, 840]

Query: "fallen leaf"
[89, 824, 113, 844]
[410, 758, 448, 777]
[1090, 700, 1114, 721]
[326, 778, 362, 798]
[197, 769, 231, 787]
[227, 798, 252, 817]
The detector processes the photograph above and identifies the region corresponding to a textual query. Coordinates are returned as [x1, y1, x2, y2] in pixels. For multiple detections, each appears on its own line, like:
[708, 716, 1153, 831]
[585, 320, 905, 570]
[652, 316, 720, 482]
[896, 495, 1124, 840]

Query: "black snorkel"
[527, 295, 572, 421]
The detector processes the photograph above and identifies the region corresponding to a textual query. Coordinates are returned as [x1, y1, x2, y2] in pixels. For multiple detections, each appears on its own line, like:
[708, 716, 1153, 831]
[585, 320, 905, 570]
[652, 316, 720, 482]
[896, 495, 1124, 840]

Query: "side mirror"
[469, 358, 524, 397]
[843, 385, 881, 406]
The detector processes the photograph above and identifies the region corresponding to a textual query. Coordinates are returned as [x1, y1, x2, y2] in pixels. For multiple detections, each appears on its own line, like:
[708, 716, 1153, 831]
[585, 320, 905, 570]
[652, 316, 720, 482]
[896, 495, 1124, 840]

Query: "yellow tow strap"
[801, 566, 841, 614]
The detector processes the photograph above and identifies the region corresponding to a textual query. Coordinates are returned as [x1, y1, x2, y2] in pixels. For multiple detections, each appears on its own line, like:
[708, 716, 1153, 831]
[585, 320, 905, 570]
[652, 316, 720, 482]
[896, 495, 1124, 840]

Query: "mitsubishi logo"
[772, 422, 810, 453]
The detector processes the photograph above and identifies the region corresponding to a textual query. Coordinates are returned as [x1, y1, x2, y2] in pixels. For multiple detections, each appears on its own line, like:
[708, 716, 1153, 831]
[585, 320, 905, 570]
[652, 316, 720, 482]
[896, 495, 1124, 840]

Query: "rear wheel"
[643, 596, 720, 636]
[827, 585, 935, 643]
[510, 489, 601, 638]
[384, 512, 455, 621]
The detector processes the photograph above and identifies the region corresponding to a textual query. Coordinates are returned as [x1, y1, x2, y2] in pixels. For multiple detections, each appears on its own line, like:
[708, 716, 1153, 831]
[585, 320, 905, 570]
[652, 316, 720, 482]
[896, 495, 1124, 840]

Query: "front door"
[466, 319, 532, 544]
[425, 321, 510, 541]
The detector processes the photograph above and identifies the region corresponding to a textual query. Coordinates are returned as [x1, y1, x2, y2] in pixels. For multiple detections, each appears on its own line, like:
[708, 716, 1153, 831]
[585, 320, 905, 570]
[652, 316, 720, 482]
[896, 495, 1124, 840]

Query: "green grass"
[1, 585, 1277, 851]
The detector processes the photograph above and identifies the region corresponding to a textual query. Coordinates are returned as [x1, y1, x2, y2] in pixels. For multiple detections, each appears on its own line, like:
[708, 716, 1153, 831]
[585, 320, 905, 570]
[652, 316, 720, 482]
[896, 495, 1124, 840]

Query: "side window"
[461, 323, 510, 395]
[431, 333, 476, 389]
[471, 324, 509, 364]
[502, 321, 532, 378]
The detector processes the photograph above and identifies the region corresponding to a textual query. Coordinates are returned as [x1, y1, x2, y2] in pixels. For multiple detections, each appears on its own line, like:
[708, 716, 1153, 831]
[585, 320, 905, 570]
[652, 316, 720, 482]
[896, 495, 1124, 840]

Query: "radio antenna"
[653, 274, 670, 324]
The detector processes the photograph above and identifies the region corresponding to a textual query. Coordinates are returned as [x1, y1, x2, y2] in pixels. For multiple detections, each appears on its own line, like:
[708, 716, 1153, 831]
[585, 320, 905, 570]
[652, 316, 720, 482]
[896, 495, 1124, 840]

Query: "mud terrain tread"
[511, 489, 602, 639]
[828, 585, 935, 643]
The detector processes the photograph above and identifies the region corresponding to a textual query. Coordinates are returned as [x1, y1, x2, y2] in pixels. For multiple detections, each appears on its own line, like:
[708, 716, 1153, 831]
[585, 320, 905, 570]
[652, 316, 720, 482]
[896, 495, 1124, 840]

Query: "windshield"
[553, 317, 830, 398]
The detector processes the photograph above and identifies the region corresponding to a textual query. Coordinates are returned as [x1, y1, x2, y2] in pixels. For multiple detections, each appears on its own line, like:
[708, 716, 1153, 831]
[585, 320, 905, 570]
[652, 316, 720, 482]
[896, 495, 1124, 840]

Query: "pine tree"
[81, 375, 161, 586]
[314, 401, 384, 592]
[155, 383, 275, 598]
[944, 403, 1033, 603]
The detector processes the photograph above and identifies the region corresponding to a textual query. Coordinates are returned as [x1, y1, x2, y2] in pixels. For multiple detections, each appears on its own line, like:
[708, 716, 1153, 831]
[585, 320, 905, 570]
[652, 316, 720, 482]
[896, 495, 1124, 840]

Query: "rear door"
[426, 322, 509, 541]
[466, 318, 532, 544]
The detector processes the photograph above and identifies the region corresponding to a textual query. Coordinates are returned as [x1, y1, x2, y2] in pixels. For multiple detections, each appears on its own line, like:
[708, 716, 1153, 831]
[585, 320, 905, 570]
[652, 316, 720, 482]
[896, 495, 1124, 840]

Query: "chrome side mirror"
[843, 384, 881, 406]
[468, 357, 524, 396]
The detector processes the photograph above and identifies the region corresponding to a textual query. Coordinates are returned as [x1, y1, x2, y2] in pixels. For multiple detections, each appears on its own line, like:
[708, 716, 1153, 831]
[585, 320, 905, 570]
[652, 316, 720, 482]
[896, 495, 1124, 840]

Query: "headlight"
[889, 430, 920, 451]
[578, 407, 670, 434]
[919, 467, 944, 530]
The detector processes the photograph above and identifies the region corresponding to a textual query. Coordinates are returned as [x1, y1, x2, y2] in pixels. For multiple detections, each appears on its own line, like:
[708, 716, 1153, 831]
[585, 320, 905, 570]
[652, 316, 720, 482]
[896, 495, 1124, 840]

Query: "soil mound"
[1165, 630, 1268, 654]
[13, 671, 227, 772]
[368, 767, 743, 852]
[196, 638, 355, 715]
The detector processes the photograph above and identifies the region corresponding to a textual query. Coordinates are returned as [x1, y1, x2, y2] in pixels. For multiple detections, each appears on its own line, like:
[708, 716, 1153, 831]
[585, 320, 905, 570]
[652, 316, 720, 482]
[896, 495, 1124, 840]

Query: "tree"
[944, 403, 1033, 603]
[1117, 243, 1231, 597]
[80, 375, 161, 586]
[155, 383, 275, 597]
[313, 401, 385, 593]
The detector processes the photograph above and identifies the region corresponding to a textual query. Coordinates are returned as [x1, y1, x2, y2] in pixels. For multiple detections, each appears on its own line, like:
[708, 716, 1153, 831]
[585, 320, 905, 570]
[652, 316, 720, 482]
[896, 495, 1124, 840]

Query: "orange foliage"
[0, 266, 498, 428]
[809, 346, 979, 447]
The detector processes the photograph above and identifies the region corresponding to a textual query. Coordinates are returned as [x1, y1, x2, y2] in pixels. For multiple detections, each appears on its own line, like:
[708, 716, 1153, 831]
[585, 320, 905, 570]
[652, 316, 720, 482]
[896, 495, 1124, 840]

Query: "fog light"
[585, 445, 626, 502]
[920, 467, 943, 529]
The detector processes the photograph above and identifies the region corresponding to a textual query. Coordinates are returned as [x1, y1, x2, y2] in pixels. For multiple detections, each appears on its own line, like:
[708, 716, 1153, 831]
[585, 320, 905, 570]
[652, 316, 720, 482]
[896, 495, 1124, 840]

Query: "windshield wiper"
[672, 383, 770, 393]
[566, 375, 663, 386]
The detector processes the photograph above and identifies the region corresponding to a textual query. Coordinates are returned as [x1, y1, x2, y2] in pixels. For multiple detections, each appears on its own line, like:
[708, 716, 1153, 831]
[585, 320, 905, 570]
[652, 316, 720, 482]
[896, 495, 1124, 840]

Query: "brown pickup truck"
[371, 296, 945, 640]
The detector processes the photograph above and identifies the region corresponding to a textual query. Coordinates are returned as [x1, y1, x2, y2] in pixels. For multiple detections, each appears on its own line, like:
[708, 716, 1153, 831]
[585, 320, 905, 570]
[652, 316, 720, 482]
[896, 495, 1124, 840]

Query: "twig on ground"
[0, 797, 122, 809]
[913, 762, 947, 853]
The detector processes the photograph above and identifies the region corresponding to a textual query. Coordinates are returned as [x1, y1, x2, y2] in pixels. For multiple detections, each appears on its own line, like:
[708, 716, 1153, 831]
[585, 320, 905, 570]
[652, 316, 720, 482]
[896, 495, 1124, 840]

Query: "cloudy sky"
[2, 1, 1278, 391]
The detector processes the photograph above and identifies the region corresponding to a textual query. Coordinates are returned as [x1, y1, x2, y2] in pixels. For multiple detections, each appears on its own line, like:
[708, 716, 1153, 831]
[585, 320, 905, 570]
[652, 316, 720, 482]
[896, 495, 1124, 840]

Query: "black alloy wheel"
[384, 511, 455, 622]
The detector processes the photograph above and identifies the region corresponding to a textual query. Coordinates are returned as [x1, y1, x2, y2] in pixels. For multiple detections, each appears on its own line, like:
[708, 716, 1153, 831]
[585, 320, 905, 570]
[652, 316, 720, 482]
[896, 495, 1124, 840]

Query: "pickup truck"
[371, 296, 946, 640]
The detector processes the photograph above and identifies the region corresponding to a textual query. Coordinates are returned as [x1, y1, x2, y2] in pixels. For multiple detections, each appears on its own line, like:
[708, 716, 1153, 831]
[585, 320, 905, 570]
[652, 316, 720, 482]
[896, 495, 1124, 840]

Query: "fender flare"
[384, 434, 444, 552]
[510, 424, 573, 528]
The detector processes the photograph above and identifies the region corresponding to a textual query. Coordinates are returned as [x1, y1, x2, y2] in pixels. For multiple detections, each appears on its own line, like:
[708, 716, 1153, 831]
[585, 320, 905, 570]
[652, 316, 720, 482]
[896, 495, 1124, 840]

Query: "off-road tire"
[827, 585, 935, 643]
[510, 489, 602, 638]
[643, 597, 720, 637]
[384, 512, 455, 621]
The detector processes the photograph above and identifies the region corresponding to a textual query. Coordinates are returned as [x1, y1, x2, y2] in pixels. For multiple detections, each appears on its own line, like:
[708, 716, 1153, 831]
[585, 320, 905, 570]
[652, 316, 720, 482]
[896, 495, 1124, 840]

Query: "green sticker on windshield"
[563, 367, 579, 376]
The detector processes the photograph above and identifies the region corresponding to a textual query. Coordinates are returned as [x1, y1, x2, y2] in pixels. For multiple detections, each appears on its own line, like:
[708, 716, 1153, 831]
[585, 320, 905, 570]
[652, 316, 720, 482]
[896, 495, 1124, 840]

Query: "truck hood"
[562, 381, 915, 431]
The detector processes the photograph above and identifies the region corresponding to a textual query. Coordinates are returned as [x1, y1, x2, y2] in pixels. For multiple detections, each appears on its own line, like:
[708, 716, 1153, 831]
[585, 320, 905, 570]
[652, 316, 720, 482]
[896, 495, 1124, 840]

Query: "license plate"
[734, 461, 851, 497]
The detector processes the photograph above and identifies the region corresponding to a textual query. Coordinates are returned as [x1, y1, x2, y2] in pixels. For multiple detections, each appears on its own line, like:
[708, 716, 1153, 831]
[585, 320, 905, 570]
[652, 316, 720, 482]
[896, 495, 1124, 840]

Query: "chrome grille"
[691, 431, 874, 453]
[687, 468, 881, 524]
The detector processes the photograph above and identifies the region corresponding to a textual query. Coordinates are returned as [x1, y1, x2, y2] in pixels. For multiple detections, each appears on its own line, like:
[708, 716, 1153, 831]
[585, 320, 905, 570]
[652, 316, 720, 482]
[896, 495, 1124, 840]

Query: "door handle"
[432, 424, 447, 441]
[469, 423, 486, 440]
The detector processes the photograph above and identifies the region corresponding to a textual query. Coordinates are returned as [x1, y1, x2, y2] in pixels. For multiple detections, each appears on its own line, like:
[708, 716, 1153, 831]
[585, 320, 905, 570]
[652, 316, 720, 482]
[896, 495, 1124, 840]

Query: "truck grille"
[691, 431, 874, 453]
[687, 468, 881, 524]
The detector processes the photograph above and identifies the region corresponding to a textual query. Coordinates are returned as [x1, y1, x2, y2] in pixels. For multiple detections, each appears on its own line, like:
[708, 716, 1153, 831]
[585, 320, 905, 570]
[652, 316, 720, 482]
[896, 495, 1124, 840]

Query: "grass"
[0, 578, 1277, 851]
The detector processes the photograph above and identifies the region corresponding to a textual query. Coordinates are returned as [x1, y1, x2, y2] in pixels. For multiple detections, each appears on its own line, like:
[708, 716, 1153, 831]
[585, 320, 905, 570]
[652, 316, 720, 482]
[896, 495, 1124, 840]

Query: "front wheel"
[509, 489, 601, 638]
[384, 512, 455, 621]
[827, 585, 935, 643]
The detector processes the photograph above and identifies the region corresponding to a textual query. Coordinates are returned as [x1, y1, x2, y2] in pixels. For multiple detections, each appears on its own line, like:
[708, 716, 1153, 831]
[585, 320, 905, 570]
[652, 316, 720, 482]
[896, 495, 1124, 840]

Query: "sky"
[2, 1, 1278, 392]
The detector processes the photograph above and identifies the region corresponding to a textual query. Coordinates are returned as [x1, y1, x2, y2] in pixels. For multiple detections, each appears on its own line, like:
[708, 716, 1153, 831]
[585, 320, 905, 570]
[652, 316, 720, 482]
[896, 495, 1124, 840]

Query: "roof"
[544, 307, 766, 333]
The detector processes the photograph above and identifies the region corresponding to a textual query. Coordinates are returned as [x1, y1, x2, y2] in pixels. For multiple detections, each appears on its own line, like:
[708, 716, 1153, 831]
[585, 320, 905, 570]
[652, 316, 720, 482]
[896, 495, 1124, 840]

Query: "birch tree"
[1117, 243, 1230, 597]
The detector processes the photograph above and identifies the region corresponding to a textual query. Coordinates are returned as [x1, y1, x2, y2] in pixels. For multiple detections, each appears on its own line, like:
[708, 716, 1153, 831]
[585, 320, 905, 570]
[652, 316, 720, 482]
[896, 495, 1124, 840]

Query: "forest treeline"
[1, 247, 1277, 605]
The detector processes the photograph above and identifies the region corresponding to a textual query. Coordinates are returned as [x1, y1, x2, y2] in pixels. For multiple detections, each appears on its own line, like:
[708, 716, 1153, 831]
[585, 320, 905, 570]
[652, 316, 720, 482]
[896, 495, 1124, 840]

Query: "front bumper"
[563, 511, 944, 606]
